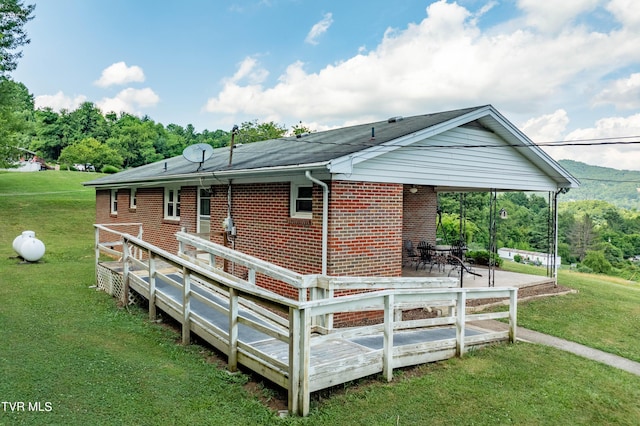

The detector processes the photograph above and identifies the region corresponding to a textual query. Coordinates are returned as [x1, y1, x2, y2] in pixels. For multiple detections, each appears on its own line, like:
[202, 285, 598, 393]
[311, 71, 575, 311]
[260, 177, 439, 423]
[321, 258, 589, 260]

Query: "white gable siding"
[334, 127, 559, 191]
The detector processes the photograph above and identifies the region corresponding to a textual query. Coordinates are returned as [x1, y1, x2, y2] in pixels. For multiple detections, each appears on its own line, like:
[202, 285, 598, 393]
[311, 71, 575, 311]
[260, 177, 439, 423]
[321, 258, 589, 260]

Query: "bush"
[513, 254, 522, 263]
[467, 250, 503, 267]
[101, 165, 120, 174]
[582, 250, 612, 274]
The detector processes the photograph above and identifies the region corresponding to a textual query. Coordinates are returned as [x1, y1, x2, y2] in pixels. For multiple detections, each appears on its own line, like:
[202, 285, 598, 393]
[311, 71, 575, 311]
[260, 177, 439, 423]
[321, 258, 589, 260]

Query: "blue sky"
[12, 0, 640, 170]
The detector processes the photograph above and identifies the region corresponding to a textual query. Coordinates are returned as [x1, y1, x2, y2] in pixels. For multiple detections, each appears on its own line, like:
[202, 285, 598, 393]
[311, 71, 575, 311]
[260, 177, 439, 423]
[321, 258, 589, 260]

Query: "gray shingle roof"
[84, 106, 483, 187]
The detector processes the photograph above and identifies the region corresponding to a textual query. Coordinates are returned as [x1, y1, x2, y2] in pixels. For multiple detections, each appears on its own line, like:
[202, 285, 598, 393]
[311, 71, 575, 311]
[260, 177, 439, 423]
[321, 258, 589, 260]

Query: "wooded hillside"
[559, 160, 640, 211]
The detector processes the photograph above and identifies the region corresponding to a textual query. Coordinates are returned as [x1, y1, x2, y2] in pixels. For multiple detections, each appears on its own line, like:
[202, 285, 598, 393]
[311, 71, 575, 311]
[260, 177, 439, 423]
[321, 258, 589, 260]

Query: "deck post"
[456, 290, 466, 356]
[383, 294, 395, 382]
[94, 226, 100, 285]
[509, 288, 518, 343]
[182, 267, 191, 345]
[228, 287, 239, 372]
[148, 252, 157, 320]
[298, 308, 311, 416]
[122, 239, 130, 305]
[288, 306, 301, 415]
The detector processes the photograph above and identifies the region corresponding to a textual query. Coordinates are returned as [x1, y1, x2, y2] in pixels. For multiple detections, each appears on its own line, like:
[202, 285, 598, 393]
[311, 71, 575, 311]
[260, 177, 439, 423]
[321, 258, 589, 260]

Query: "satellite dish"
[182, 143, 214, 169]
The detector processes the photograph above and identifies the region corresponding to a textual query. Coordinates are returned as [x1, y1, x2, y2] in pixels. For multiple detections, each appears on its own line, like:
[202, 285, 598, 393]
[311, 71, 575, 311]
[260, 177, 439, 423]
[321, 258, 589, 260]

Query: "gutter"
[305, 170, 329, 275]
[83, 162, 329, 189]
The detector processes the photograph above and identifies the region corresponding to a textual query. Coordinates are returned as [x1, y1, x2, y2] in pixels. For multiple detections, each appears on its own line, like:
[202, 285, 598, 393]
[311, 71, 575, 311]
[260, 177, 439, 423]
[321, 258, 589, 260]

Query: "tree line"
[438, 192, 640, 278]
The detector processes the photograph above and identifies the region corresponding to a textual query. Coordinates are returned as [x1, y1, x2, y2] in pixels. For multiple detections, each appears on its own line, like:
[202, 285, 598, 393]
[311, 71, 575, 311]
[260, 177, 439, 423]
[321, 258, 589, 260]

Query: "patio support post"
[456, 290, 466, 356]
[553, 190, 560, 284]
[228, 287, 239, 371]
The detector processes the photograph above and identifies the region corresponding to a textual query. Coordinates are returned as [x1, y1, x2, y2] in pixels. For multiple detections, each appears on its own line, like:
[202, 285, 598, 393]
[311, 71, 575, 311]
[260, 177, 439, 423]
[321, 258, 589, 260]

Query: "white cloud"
[305, 12, 333, 45]
[517, 0, 600, 33]
[94, 61, 145, 87]
[541, 113, 640, 170]
[521, 109, 570, 142]
[606, 0, 640, 28]
[593, 73, 640, 110]
[204, 0, 640, 128]
[34, 91, 87, 111]
[96, 88, 160, 115]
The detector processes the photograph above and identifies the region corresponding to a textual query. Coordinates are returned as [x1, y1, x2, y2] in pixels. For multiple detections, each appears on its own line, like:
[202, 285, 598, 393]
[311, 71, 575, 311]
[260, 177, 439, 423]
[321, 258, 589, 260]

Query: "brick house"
[84, 105, 578, 290]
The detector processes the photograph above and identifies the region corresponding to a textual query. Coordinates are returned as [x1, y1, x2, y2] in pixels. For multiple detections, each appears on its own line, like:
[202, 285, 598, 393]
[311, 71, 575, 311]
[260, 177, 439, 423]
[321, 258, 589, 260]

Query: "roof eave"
[83, 161, 330, 189]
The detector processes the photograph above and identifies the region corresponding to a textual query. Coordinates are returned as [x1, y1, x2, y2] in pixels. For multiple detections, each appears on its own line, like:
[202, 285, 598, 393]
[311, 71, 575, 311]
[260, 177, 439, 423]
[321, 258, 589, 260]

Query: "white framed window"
[290, 182, 313, 218]
[164, 187, 181, 220]
[130, 188, 137, 209]
[110, 189, 118, 215]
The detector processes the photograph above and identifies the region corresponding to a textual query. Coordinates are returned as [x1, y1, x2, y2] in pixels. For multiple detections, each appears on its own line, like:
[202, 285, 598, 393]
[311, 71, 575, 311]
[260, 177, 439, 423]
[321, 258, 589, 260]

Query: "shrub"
[467, 250, 503, 267]
[582, 250, 612, 274]
[513, 254, 522, 263]
[101, 165, 120, 174]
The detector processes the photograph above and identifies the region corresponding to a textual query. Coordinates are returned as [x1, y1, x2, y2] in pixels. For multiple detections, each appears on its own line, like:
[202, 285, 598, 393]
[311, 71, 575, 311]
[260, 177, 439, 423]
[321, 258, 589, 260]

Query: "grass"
[501, 261, 640, 362]
[1, 171, 639, 425]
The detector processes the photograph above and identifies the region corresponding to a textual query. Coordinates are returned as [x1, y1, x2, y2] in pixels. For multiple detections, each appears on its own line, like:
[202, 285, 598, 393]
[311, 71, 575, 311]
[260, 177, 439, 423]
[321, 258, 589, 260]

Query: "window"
[165, 187, 181, 220]
[130, 188, 137, 209]
[110, 189, 118, 215]
[199, 188, 211, 217]
[290, 183, 313, 218]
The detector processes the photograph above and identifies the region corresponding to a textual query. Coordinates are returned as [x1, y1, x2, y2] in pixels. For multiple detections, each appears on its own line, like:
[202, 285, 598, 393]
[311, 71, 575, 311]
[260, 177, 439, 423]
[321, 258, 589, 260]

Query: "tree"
[66, 102, 109, 143]
[0, 0, 34, 166]
[0, 77, 33, 167]
[235, 119, 287, 144]
[0, 0, 34, 75]
[568, 214, 597, 261]
[58, 137, 122, 171]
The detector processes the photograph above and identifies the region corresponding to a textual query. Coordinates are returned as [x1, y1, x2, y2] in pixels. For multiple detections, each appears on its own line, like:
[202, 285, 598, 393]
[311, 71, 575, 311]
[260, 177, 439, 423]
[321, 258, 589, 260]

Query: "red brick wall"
[209, 182, 324, 274]
[95, 186, 197, 254]
[327, 181, 403, 277]
[402, 185, 437, 248]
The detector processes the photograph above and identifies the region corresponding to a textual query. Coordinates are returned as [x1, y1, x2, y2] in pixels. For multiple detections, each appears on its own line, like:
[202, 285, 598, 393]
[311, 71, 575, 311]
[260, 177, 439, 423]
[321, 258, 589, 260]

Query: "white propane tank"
[13, 231, 45, 262]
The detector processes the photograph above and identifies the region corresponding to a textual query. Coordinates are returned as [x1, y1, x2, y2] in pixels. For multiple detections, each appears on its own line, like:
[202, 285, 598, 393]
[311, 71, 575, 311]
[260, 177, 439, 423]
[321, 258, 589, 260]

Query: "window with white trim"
[130, 188, 137, 209]
[110, 189, 118, 215]
[290, 183, 313, 218]
[164, 187, 181, 220]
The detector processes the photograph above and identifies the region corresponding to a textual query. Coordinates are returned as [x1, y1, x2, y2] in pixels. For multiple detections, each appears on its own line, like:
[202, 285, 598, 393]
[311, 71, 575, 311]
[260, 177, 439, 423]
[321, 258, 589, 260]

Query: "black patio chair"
[416, 241, 436, 271]
[447, 241, 480, 279]
[403, 240, 419, 268]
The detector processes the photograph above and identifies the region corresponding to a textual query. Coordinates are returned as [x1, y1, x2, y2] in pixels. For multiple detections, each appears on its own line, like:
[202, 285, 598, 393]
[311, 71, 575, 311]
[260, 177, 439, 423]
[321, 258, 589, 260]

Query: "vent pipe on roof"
[228, 125, 239, 167]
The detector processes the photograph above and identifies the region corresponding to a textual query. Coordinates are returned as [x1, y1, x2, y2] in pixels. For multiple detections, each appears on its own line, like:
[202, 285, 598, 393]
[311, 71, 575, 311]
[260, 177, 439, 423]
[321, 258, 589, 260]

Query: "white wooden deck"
[94, 225, 518, 417]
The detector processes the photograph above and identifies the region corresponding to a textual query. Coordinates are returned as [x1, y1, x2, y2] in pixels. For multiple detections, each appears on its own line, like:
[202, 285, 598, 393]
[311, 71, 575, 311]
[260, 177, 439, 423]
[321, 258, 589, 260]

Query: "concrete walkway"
[472, 320, 640, 376]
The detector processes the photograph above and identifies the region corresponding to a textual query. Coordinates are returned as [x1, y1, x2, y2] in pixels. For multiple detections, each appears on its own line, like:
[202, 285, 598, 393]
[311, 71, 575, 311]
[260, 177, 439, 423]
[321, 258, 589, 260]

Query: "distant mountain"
[558, 160, 640, 210]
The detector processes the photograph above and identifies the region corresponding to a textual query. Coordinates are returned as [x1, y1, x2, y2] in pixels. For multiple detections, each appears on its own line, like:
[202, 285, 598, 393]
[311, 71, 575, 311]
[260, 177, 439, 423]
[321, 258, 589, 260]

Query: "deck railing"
[94, 224, 517, 416]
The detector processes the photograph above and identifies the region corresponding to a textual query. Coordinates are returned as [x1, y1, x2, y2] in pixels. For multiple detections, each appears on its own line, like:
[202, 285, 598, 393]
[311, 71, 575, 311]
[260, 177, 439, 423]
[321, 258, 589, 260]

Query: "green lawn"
[502, 261, 640, 362]
[1, 171, 639, 425]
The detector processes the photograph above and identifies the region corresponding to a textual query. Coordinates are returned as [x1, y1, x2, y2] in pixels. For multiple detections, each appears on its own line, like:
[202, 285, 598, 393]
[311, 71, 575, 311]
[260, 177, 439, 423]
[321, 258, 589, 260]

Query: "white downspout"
[305, 171, 329, 275]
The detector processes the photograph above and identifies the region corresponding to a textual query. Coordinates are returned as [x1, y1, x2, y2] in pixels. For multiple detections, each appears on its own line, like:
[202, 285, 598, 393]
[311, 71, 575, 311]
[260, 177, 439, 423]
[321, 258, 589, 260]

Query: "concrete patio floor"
[402, 263, 555, 289]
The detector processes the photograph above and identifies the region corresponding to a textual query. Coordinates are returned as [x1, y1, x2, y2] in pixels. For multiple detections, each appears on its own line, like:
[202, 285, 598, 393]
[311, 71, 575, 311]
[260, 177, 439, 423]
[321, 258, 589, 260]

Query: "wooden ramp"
[94, 226, 518, 416]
